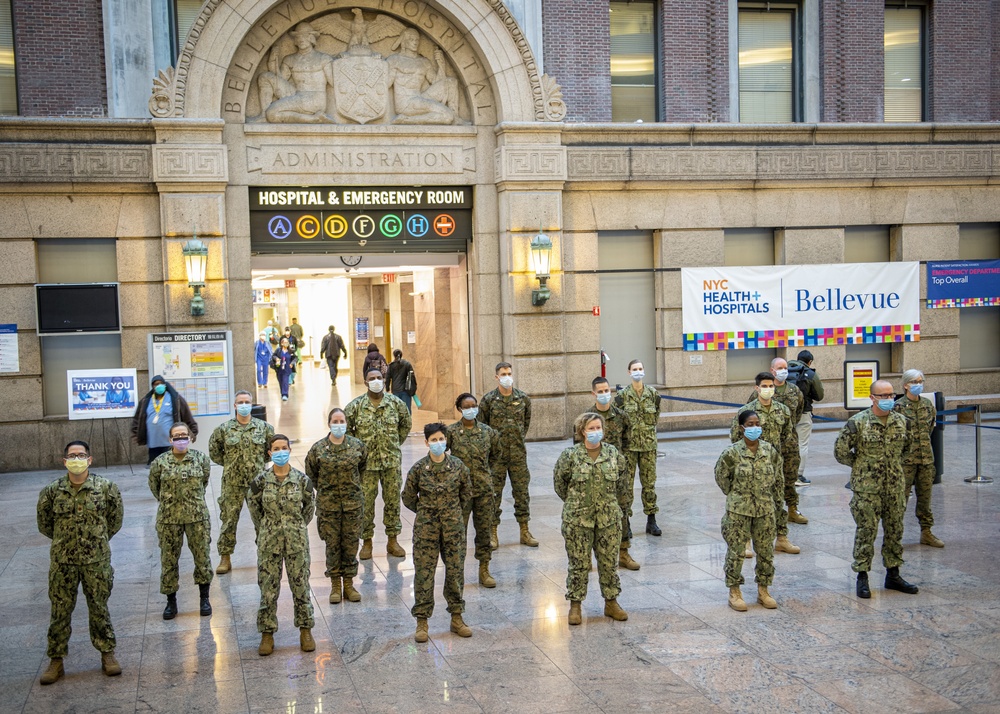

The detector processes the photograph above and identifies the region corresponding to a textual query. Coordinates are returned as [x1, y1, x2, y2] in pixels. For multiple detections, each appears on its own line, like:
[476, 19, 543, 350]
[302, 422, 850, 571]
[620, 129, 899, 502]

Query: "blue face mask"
[585, 430, 603, 445]
[271, 450, 290, 466]
[743, 426, 763, 442]
[877, 398, 895, 412]
[595, 392, 612, 405]
[236, 403, 253, 418]
[154, 384, 166, 396]
[429, 441, 447, 457]
[630, 370, 644, 382]
[462, 407, 479, 421]
[329, 423, 347, 438]
[908, 383, 924, 396]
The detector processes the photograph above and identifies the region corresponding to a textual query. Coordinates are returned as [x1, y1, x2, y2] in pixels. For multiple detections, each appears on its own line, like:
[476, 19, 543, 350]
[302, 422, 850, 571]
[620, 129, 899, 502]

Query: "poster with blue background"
[926, 260, 1000, 308]
[67, 368, 138, 420]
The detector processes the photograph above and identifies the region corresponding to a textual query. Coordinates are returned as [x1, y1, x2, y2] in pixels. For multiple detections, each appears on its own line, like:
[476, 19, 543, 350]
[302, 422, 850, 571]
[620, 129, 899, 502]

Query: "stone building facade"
[0, 0, 998, 471]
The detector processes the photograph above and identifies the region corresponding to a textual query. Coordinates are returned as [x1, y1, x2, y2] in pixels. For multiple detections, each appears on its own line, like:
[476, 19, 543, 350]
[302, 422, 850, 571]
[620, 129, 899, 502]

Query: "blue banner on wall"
[926, 260, 1000, 308]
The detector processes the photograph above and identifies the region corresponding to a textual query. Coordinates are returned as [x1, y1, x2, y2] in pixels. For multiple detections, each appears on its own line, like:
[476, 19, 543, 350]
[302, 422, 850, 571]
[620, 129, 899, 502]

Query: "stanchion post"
[964, 404, 993, 484]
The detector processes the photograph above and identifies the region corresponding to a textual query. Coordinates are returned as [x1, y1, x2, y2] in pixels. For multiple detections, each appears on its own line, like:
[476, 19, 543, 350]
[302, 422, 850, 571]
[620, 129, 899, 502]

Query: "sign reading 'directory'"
[249, 186, 472, 254]
[681, 262, 920, 351]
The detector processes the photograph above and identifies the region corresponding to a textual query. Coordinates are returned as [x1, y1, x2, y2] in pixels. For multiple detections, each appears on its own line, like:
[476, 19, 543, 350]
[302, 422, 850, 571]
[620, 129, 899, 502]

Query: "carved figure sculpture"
[386, 28, 466, 125]
[255, 22, 336, 123]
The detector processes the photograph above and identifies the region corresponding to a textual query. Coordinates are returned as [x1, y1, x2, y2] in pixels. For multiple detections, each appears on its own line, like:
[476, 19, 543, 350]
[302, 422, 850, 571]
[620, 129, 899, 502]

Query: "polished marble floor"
[2, 367, 999, 713]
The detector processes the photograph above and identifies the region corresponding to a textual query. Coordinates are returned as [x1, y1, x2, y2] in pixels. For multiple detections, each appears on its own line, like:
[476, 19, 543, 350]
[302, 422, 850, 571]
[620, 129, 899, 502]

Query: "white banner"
[681, 262, 920, 350]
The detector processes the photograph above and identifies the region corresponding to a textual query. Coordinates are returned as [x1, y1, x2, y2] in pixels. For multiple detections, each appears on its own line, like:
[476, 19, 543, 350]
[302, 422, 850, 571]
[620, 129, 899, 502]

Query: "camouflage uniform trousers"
[47, 560, 116, 658]
[157, 520, 213, 595]
[772, 452, 800, 538]
[491, 447, 531, 524]
[411, 519, 467, 618]
[317, 505, 362, 579]
[904, 463, 936, 530]
[562, 520, 623, 602]
[623, 449, 658, 517]
[463, 492, 495, 563]
[850, 490, 905, 573]
[722, 511, 776, 588]
[361, 467, 402, 540]
[257, 548, 314, 633]
[217, 472, 255, 556]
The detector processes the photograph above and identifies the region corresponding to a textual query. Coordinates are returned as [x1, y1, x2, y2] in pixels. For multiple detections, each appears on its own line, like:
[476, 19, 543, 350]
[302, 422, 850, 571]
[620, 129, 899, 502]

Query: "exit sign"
[382, 273, 397, 284]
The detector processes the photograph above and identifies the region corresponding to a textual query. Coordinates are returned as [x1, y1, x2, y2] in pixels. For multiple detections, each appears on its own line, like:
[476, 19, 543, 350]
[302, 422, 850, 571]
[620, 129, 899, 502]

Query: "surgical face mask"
[585, 430, 603, 445]
[498, 375, 514, 389]
[462, 407, 479, 421]
[428, 441, 447, 457]
[758, 387, 775, 401]
[329, 423, 347, 438]
[154, 384, 166, 396]
[271, 450, 290, 466]
[65, 457, 89, 475]
[236, 403, 253, 418]
[908, 383, 924, 397]
[171, 439, 190, 452]
[630, 370, 644, 382]
[368, 379, 384, 394]
[774, 369, 788, 382]
[743, 426, 763, 442]
[877, 398, 895, 412]
[595, 392, 612, 405]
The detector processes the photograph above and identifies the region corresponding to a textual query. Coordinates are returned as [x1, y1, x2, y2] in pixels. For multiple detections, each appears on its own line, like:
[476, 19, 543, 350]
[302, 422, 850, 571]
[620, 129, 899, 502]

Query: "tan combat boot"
[450, 614, 472, 637]
[568, 601, 582, 626]
[920, 529, 944, 548]
[216, 554, 232, 574]
[490, 524, 499, 550]
[101, 651, 122, 676]
[619, 548, 641, 571]
[775, 535, 801, 554]
[787, 507, 809, 525]
[757, 585, 777, 609]
[604, 599, 628, 621]
[359, 538, 373, 560]
[39, 658, 64, 685]
[258, 632, 274, 656]
[745, 540, 754, 558]
[329, 577, 342, 604]
[728, 587, 748, 612]
[415, 618, 429, 643]
[300, 628, 316, 652]
[519, 522, 539, 547]
[343, 578, 362, 602]
[479, 561, 496, 588]
[387, 536, 405, 558]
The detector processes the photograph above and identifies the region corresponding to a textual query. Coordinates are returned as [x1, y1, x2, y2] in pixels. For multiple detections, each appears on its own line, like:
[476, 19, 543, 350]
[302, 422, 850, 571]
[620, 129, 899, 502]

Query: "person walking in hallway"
[320, 325, 348, 384]
[255, 332, 273, 389]
[386, 349, 417, 413]
[281, 328, 299, 385]
[362, 343, 388, 382]
[894, 369, 944, 547]
[271, 337, 297, 401]
[615, 360, 662, 537]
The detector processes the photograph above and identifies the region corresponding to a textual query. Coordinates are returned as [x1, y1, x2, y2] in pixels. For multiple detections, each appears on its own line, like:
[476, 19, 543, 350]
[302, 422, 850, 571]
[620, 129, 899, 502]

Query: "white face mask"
[498, 375, 513, 389]
[368, 379, 384, 394]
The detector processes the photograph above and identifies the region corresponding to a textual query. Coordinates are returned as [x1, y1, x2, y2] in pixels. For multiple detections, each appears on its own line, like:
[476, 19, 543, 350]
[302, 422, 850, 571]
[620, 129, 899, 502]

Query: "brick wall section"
[13, 0, 107, 116]
[930, 2, 992, 121]
[819, 0, 882, 122]
[662, 0, 729, 121]
[541, 0, 611, 122]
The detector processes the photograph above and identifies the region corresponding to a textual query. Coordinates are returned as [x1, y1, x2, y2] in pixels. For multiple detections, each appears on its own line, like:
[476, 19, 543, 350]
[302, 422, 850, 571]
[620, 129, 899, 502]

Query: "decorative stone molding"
[540, 74, 566, 122]
[152, 146, 228, 183]
[566, 149, 629, 180]
[495, 147, 567, 182]
[149, 66, 179, 118]
[0, 144, 151, 182]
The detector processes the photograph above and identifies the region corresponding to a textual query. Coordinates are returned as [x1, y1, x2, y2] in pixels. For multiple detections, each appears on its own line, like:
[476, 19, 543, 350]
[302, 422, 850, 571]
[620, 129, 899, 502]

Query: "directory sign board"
[148, 331, 233, 418]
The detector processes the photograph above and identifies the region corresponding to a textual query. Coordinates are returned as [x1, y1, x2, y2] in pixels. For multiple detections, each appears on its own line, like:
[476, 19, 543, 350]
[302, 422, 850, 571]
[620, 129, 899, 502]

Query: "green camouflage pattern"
[37, 474, 123, 564]
[305, 435, 367, 578]
[478, 388, 533, 524]
[156, 521, 212, 594]
[360, 467, 402, 540]
[209, 417, 274, 555]
[465, 492, 495, 563]
[721, 511, 775, 588]
[403, 455, 472, 619]
[904, 463, 936, 530]
[553, 443, 629, 601]
[446, 420, 499, 562]
[591, 403, 629, 453]
[732, 398, 798, 531]
[748, 381, 805, 426]
[148, 449, 211, 525]
[344, 392, 411, 470]
[894, 395, 936, 466]
[46, 562, 116, 658]
[614, 385, 660, 453]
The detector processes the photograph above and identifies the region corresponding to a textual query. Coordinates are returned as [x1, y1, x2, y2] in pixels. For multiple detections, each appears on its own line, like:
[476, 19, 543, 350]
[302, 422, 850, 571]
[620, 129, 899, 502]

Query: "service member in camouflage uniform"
[478, 361, 537, 547]
[747, 358, 807, 525]
[715, 411, 781, 612]
[894, 369, 944, 548]
[209, 390, 274, 574]
[248, 434, 317, 655]
[305, 407, 367, 604]
[835, 380, 920, 599]
[733, 372, 801, 555]
[403, 423, 474, 643]
[553, 412, 631, 625]
[614, 360, 663, 537]
[36, 440, 124, 684]
[446, 393, 501, 588]
[346, 369, 412, 560]
[149, 422, 213, 620]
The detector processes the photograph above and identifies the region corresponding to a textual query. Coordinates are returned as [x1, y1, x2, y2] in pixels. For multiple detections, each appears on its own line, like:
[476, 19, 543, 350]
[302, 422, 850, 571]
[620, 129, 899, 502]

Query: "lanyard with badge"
[152, 394, 165, 424]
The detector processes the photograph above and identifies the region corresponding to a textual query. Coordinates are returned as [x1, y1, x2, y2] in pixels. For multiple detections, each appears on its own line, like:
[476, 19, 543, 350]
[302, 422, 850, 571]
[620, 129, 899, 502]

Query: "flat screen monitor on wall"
[35, 283, 122, 335]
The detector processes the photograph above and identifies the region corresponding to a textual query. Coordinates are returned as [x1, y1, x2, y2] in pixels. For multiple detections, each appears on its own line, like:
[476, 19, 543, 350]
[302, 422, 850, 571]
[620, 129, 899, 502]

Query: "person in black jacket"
[361, 344, 388, 383]
[320, 326, 348, 384]
[131, 376, 198, 464]
[386, 349, 417, 413]
[787, 350, 824, 485]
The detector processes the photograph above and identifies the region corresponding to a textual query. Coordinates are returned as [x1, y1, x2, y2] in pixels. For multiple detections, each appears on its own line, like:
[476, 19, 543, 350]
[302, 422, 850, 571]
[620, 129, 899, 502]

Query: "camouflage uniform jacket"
[304, 435, 366, 510]
[402, 455, 472, 524]
[714, 440, 782, 517]
[893, 395, 936, 466]
[344, 392, 411, 470]
[746, 381, 804, 428]
[614, 385, 661, 452]
[572, 404, 629, 453]
[248, 467, 315, 555]
[148, 449, 211, 525]
[834, 409, 909, 495]
[478, 388, 531, 455]
[37, 473, 123, 564]
[445, 420, 501, 497]
[553, 443, 631, 529]
[731, 399, 795, 464]
[208, 417, 274, 482]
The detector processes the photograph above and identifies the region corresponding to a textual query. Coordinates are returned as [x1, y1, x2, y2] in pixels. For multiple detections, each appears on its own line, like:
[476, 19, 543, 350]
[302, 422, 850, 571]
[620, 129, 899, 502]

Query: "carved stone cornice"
[152, 145, 228, 184]
[0, 144, 151, 183]
[495, 145, 567, 183]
